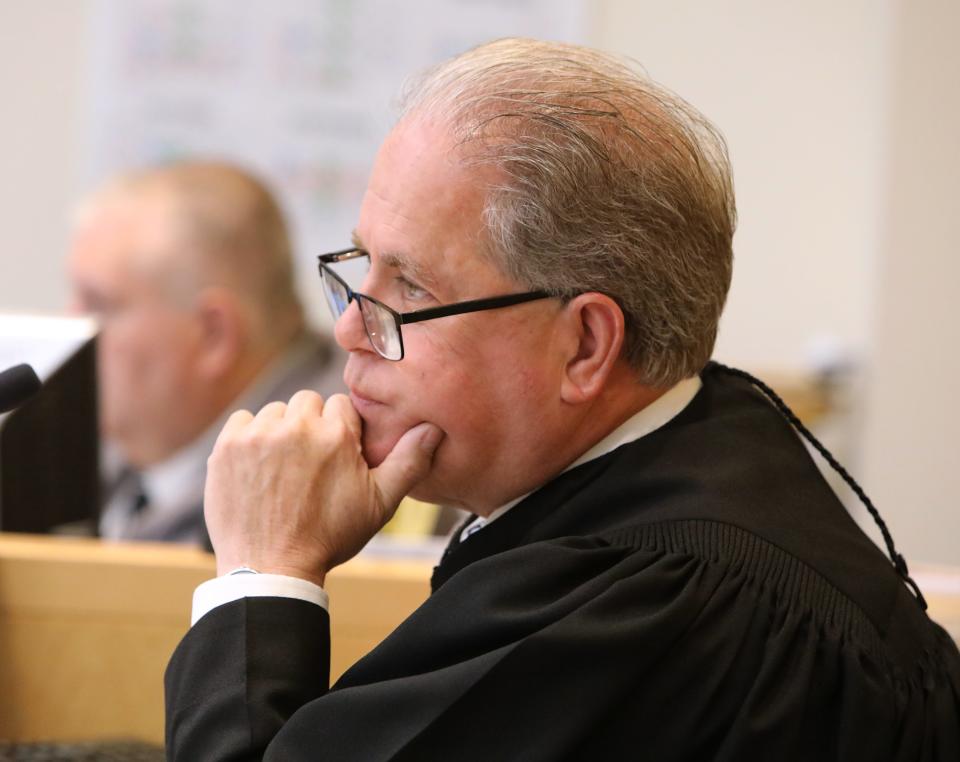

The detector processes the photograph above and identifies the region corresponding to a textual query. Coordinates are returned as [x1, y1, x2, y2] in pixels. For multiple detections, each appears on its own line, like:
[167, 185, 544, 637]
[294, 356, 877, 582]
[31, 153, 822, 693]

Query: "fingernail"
[419, 424, 444, 452]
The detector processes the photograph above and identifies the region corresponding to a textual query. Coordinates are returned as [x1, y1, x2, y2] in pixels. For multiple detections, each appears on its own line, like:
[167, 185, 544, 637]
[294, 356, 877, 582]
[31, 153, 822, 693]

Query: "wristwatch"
[226, 565, 260, 576]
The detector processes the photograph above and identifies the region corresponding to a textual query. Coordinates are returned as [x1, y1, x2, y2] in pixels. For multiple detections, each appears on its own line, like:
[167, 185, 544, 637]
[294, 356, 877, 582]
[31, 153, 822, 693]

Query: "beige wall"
[860, 0, 960, 564]
[0, 3, 89, 314]
[595, 0, 894, 371]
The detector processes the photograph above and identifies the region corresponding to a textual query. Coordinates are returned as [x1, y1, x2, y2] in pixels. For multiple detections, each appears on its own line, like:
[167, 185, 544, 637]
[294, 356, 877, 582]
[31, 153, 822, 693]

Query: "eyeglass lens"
[321, 271, 349, 317]
[358, 298, 401, 360]
[320, 265, 402, 360]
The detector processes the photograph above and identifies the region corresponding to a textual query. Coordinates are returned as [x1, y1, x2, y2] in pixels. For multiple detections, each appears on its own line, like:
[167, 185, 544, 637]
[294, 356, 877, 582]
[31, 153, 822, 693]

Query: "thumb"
[372, 422, 444, 510]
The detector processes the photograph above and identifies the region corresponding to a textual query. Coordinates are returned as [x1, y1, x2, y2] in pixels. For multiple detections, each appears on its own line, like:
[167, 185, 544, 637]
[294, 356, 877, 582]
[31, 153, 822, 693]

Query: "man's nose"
[333, 300, 372, 355]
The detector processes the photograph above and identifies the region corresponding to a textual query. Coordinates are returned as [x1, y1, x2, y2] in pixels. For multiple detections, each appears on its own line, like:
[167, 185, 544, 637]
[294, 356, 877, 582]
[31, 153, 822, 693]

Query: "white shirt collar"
[460, 375, 703, 542]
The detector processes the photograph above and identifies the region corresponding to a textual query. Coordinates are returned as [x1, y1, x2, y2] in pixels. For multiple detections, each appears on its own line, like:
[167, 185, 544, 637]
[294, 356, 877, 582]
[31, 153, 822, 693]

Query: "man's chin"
[360, 429, 403, 469]
[406, 479, 443, 507]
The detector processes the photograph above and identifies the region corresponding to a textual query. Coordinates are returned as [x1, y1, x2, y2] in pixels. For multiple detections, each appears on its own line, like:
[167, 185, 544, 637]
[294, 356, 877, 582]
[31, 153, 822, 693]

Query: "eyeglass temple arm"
[318, 248, 366, 264]
[399, 291, 550, 325]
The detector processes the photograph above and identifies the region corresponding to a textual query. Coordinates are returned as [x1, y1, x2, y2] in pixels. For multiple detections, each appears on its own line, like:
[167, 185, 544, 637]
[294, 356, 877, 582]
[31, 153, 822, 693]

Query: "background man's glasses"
[318, 248, 550, 361]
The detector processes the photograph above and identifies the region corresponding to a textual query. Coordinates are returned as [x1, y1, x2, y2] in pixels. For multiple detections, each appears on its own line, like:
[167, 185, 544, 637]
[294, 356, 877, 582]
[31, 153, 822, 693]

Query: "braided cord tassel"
[713, 362, 927, 610]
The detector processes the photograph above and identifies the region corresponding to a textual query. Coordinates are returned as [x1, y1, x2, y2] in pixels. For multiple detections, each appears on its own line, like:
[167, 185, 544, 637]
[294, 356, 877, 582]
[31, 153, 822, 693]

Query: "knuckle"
[210, 435, 236, 459]
[259, 400, 286, 417]
[326, 392, 350, 407]
[290, 389, 323, 406]
[207, 443, 229, 469]
[263, 425, 292, 448]
[325, 418, 353, 448]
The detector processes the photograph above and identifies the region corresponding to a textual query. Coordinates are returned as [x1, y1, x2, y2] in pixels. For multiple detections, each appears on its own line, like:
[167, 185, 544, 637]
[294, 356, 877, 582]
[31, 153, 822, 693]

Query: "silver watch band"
[226, 565, 260, 576]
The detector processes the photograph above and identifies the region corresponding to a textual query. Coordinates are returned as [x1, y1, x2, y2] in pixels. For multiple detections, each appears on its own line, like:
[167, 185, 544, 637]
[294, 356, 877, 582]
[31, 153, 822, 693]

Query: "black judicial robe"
[165, 363, 960, 761]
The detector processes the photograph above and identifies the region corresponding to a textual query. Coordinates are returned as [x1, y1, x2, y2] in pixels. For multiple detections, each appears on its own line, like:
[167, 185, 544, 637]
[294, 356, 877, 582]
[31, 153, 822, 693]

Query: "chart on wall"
[84, 0, 588, 325]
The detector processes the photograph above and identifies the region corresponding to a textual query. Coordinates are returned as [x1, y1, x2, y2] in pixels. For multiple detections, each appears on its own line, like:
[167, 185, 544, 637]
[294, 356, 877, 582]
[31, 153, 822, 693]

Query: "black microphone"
[0, 363, 42, 414]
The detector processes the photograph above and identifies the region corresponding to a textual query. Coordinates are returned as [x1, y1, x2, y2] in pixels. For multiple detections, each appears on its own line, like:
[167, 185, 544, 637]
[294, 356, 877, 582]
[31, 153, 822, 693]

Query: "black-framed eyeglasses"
[318, 248, 551, 361]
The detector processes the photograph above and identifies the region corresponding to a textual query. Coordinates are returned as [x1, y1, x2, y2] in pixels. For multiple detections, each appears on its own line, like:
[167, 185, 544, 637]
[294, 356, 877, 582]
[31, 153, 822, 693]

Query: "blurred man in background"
[68, 160, 345, 546]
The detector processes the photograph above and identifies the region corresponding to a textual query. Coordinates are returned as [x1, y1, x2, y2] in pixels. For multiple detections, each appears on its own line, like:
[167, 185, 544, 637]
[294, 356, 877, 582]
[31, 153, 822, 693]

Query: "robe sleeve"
[165, 595, 331, 761]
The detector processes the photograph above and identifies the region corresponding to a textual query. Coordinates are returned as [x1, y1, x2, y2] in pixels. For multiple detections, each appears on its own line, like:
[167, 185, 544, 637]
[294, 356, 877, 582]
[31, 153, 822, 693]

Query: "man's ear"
[560, 292, 625, 404]
[193, 287, 247, 379]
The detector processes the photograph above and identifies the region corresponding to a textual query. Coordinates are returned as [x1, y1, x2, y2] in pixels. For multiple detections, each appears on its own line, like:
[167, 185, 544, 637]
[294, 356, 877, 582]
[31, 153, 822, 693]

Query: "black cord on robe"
[713, 362, 928, 611]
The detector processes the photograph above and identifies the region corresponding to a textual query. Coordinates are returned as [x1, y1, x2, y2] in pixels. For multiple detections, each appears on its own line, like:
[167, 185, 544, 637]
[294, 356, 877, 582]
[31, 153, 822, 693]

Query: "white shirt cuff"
[191, 573, 329, 626]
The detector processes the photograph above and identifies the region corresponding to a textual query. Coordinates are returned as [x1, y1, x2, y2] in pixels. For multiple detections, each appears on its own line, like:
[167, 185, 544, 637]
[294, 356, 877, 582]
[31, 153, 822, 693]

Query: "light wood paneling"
[0, 533, 432, 743]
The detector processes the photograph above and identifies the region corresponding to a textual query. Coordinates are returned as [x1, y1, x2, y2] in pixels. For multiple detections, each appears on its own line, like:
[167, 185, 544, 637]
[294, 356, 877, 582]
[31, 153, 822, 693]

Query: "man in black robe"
[165, 38, 960, 760]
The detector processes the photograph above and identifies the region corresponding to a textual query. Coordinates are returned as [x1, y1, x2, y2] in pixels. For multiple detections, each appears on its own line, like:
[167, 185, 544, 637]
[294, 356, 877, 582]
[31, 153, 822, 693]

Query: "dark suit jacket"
[165, 364, 960, 760]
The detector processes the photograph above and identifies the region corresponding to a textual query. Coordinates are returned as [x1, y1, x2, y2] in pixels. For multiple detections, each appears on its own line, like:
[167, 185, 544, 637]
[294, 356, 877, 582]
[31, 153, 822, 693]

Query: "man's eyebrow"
[350, 231, 438, 288]
[378, 252, 438, 288]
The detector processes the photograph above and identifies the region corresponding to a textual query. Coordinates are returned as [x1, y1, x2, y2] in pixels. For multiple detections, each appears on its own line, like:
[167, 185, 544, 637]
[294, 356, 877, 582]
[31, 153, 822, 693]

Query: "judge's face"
[67, 197, 207, 467]
[336, 118, 571, 514]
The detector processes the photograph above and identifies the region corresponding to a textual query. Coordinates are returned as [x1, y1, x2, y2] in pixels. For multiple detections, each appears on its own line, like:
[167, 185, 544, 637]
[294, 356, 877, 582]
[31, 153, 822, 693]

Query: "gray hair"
[398, 38, 736, 387]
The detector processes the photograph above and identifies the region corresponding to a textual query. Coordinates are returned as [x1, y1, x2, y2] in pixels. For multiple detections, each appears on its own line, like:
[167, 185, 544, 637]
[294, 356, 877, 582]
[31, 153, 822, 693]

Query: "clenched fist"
[204, 390, 444, 586]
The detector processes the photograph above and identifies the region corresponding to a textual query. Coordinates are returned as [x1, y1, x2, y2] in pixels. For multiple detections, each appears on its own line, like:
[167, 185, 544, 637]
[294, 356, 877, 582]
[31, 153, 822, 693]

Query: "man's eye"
[77, 294, 109, 316]
[398, 277, 429, 301]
